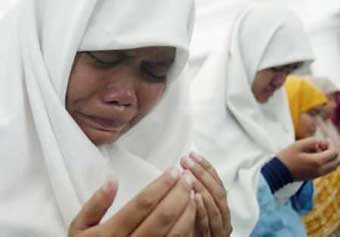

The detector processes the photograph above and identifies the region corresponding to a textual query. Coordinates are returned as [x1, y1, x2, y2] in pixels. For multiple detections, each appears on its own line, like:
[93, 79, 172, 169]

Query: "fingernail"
[183, 170, 194, 186]
[102, 176, 117, 194]
[190, 152, 202, 162]
[167, 166, 180, 179]
[182, 156, 195, 168]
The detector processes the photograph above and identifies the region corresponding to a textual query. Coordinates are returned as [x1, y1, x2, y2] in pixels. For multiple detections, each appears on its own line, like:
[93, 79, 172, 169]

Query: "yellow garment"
[303, 169, 340, 237]
[285, 75, 328, 134]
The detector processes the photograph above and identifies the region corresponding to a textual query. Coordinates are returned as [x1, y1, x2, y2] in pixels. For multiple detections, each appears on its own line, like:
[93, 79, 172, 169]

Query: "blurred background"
[191, 0, 340, 86]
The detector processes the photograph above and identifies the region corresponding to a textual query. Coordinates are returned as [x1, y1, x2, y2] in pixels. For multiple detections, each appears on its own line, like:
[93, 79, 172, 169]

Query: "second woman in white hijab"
[191, 3, 340, 237]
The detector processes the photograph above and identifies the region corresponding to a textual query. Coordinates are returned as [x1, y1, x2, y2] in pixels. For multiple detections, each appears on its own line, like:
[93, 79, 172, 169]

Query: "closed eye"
[140, 61, 173, 83]
[86, 51, 125, 68]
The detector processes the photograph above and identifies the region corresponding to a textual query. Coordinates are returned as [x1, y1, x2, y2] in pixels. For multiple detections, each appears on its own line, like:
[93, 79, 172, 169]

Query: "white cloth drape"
[0, 0, 194, 236]
[308, 19, 340, 86]
[191, 3, 313, 237]
[308, 76, 339, 95]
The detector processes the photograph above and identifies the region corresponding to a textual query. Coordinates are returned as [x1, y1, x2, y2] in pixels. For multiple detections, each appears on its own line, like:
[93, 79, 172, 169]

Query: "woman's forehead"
[89, 47, 176, 61]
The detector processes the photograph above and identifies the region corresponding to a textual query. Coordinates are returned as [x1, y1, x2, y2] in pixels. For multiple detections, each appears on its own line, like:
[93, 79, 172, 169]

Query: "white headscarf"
[191, 4, 313, 237]
[308, 15, 340, 86]
[308, 76, 339, 95]
[188, 0, 250, 80]
[0, 0, 194, 235]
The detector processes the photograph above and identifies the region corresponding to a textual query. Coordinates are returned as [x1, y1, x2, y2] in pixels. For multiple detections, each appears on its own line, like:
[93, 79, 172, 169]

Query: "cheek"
[66, 64, 104, 112]
[298, 114, 316, 136]
[137, 83, 166, 114]
[251, 79, 264, 100]
[127, 83, 166, 129]
[253, 72, 273, 92]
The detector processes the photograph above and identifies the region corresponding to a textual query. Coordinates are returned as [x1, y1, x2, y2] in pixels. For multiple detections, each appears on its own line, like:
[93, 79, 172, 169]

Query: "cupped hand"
[69, 167, 197, 237]
[181, 153, 232, 237]
[278, 137, 340, 181]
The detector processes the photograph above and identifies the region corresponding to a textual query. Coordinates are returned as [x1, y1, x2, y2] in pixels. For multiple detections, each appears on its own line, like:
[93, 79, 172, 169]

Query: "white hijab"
[308, 15, 340, 86]
[308, 76, 339, 95]
[191, 4, 313, 237]
[0, 0, 194, 236]
[188, 0, 250, 80]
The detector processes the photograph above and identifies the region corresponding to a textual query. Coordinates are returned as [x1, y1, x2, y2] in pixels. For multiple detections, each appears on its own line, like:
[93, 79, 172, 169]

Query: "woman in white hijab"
[0, 0, 232, 236]
[191, 3, 339, 237]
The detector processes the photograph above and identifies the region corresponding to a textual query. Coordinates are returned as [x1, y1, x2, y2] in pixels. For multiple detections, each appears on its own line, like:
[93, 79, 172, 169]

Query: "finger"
[195, 193, 211, 237]
[181, 156, 228, 227]
[102, 167, 181, 236]
[167, 193, 197, 237]
[318, 158, 340, 176]
[314, 143, 322, 152]
[131, 170, 194, 237]
[192, 178, 224, 236]
[181, 155, 226, 202]
[318, 140, 329, 151]
[187, 153, 231, 232]
[310, 147, 338, 164]
[69, 177, 118, 235]
[202, 189, 224, 236]
[298, 137, 323, 152]
[190, 152, 223, 186]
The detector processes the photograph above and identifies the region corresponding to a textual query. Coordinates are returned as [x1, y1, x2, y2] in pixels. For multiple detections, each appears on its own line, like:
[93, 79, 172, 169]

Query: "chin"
[258, 96, 269, 104]
[84, 127, 122, 146]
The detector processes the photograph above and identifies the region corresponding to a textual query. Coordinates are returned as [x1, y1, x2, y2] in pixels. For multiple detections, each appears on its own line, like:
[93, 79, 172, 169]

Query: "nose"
[310, 118, 318, 132]
[271, 73, 287, 89]
[102, 76, 137, 108]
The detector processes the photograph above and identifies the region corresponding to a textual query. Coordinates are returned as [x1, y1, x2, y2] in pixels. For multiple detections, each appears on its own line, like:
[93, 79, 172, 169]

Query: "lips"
[78, 112, 128, 132]
[263, 88, 274, 98]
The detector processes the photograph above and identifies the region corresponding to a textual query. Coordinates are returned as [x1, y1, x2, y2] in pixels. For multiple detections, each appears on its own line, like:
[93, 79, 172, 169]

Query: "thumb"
[69, 177, 119, 233]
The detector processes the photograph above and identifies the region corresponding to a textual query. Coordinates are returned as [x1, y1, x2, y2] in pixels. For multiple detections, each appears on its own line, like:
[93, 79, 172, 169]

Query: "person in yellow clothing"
[286, 75, 340, 237]
[285, 75, 328, 140]
[303, 77, 340, 237]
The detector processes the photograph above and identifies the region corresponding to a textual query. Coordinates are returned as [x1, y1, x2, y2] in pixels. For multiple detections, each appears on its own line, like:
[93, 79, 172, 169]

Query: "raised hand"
[69, 167, 197, 237]
[278, 137, 340, 181]
[181, 153, 232, 237]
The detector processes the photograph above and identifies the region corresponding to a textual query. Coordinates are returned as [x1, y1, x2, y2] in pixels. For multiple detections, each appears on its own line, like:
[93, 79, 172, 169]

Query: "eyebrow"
[89, 49, 176, 66]
[142, 58, 175, 67]
[126, 48, 176, 62]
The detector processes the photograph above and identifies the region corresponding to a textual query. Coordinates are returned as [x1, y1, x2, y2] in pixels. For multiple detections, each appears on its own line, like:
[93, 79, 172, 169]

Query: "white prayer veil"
[0, 0, 194, 235]
[308, 76, 339, 96]
[188, 0, 251, 80]
[308, 13, 340, 86]
[191, 3, 313, 237]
